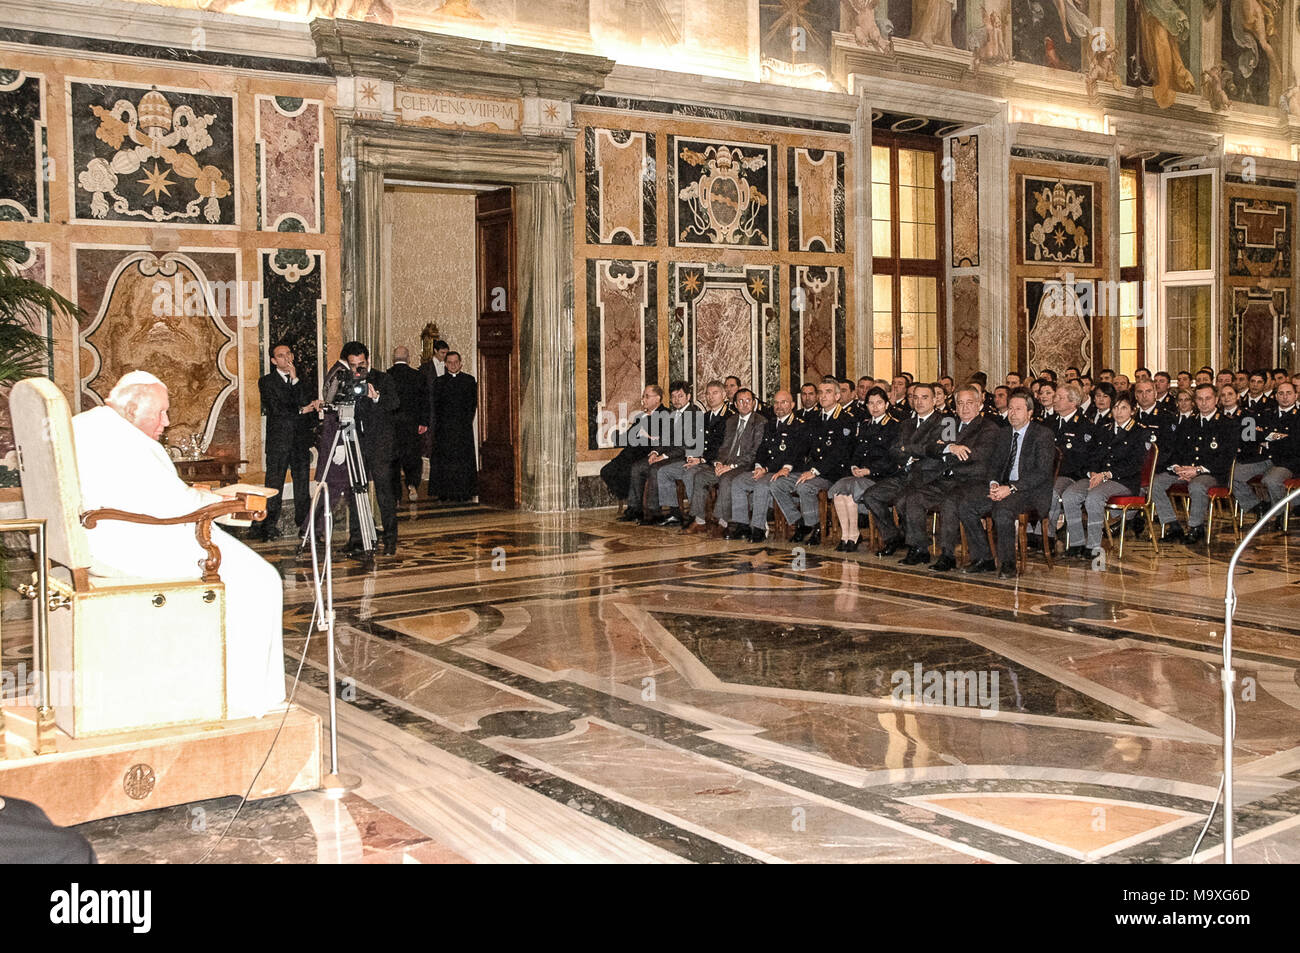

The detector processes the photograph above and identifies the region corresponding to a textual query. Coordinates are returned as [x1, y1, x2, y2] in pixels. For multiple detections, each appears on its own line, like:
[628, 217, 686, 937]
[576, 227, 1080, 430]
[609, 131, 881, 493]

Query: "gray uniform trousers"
[769, 473, 833, 527]
[712, 467, 747, 523]
[1151, 471, 1217, 527]
[734, 471, 782, 528]
[1060, 477, 1127, 550]
[1044, 475, 1075, 539]
[654, 460, 690, 512]
[1232, 460, 1292, 509]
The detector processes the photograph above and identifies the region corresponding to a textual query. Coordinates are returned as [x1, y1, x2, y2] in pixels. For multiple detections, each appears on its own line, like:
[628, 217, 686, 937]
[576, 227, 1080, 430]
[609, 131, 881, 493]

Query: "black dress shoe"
[1063, 545, 1088, 560]
[900, 547, 930, 565]
[790, 525, 811, 543]
[835, 540, 848, 552]
[617, 510, 642, 523]
[662, 512, 684, 526]
[996, 566, 1016, 579]
[1161, 522, 1185, 541]
[383, 536, 397, 556]
[749, 527, 767, 543]
[876, 538, 903, 557]
[726, 525, 751, 541]
[1184, 525, 1206, 543]
[930, 554, 957, 572]
[808, 527, 822, 547]
[342, 541, 364, 556]
[963, 559, 996, 574]
[844, 539, 860, 553]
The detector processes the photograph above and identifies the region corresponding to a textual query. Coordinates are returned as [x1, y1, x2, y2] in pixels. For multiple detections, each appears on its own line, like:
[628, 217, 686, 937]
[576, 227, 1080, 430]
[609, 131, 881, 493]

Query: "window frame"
[1157, 167, 1218, 374]
[870, 129, 948, 383]
[1117, 159, 1146, 375]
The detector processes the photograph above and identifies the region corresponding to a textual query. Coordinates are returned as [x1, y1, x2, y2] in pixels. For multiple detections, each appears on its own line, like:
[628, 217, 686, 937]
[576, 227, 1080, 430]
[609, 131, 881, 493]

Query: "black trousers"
[958, 485, 1037, 567]
[862, 475, 910, 543]
[264, 439, 311, 532]
[394, 418, 423, 490]
[347, 454, 398, 547]
[0, 797, 97, 863]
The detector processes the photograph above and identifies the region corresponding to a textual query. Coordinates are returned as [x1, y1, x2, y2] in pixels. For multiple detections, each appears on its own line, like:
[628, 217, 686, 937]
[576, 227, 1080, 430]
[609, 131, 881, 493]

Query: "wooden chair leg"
[1016, 517, 1027, 575]
[1040, 517, 1054, 568]
[983, 517, 997, 569]
[958, 523, 968, 566]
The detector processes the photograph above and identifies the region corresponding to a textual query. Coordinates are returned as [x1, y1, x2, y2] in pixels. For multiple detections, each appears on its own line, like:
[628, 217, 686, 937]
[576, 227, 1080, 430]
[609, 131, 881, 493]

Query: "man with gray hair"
[71, 370, 286, 719]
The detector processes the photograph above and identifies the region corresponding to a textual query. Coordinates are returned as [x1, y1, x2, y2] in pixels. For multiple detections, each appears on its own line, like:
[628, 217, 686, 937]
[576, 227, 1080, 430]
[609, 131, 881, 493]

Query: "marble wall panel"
[262, 248, 325, 396]
[792, 264, 843, 384]
[1024, 278, 1091, 378]
[950, 134, 979, 268]
[1020, 174, 1095, 266]
[587, 259, 654, 449]
[671, 262, 773, 398]
[256, 95, 324, 233]
[68, 80, 237, 227]
[1227, 193, 1292, 280]
[0, 70, 47, 224]
[0, 242, 51, 479]
[670, 137, 773, 249]
[788, 146, 843, 253]
[1229, 286, 1288, 370]
[950, 274, 980, 384]
[74, 248, 241, 456]
[586, 127, 655, 245]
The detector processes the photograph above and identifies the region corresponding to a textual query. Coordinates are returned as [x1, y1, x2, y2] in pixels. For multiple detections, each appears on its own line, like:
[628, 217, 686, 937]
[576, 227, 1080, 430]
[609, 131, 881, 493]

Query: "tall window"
[871, 134, 945, 383]
[1117, 163, 1145, 378]
[1159, 170, 1216, 375]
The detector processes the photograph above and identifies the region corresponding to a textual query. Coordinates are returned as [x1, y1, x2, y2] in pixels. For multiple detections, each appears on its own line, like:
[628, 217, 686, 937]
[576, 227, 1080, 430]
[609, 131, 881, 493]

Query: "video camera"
[323, 363, 370, 408]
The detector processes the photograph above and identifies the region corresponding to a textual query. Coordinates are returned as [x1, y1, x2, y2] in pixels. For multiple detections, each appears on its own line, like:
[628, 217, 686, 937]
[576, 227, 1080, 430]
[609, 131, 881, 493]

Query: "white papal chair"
[10, 377, 269, 738]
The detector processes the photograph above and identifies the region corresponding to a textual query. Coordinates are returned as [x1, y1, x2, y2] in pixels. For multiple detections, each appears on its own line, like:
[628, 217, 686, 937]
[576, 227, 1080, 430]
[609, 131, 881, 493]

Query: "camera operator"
[335, 341, 400, 556]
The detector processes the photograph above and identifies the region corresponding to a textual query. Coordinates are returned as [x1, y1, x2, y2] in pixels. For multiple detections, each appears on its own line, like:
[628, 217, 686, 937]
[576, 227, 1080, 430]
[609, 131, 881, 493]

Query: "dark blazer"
[354, 368, 399, 464]
[755, 414, 808, 472]
[1095, 420, 1153, 494]
[990, 421, 1056, 513]
[849, 414, 901, 478]
[1050, 409, 1106, 480]
[258, 370, 315, 451]
[1168, 412, 1239, 482]
[887, 411, 949, 483]
[697, 406, 733, 463]
[889, 398, 915, 420]
[1264, 405, 1300, 471]
[927, 413, 1001, 486]
[797, 405, 856, 483]
[715, 412, 767, 470]
[387, 361, 429, 426]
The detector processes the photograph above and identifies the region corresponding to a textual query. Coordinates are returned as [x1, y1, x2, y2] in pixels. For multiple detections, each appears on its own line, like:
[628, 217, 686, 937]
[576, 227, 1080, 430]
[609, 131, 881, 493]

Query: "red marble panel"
[596, 260, 647, 423]
[257, 96, 324, 232]
[694, 286, 754, 387]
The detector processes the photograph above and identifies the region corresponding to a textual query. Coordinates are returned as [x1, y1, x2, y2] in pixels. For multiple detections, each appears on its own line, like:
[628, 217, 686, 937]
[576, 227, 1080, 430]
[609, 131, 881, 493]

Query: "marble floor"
[32, 499, 1300, 862]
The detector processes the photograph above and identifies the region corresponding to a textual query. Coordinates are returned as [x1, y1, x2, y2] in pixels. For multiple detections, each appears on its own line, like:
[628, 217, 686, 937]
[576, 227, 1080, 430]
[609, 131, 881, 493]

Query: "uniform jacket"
[1168, 411, 1239, 482]
[1050, 409, 1105, 480]
[1094, 420, 1154, 494]
[796, 405, 856, 483]
[848, 414, 902, 478]
[1262, 404, 1300, 472]
[754, 414, 808, 472]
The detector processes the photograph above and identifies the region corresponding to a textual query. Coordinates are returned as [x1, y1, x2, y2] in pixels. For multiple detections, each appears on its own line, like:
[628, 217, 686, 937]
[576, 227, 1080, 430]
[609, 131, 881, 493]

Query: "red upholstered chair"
[1284, 478, 1300, 532]
[1104, 444, 1158, 559]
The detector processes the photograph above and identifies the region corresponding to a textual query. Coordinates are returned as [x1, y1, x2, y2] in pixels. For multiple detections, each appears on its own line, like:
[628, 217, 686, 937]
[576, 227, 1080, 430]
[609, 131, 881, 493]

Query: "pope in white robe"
[71, 371, 286, 719]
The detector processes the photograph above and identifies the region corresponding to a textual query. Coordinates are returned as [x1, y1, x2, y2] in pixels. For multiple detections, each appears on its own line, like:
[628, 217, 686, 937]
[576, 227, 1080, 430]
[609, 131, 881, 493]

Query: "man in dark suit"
[387, 346, 429, 501]
[1150, 382, 1240, 543]
[958, 392, 1056, 578]
[864, 382, 948, 555]
[605, 385, 668, 521]
[705, 388, 767, 534]
[897, 385, 1000, 570]
[257, 343, 321, 540]
[339, 341, 400, 556]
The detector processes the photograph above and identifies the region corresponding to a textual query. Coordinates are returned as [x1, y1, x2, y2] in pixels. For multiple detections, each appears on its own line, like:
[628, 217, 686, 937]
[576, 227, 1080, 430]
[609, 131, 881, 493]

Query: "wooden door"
[475, 187, 519, 507]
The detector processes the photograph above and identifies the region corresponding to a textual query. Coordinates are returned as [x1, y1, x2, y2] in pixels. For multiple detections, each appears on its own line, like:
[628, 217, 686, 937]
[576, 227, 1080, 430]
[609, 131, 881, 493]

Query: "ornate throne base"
[0, 704, 321, 826]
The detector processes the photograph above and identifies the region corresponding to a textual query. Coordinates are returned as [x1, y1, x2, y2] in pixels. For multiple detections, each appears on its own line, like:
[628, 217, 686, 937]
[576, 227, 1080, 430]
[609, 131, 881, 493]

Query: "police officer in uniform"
[768, 381, 855, 546]
[1045, 381, 1105, 551]
[730, 391, 807, 542]
[1060, 392, 1153, 558]
[829, 387, 899, 551]
[1150, 383, 1239, 542]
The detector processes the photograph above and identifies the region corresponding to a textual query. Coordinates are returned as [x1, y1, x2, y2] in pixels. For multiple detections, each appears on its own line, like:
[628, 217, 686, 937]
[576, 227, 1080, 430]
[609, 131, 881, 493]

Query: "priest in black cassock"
[429, 350, 478, 501]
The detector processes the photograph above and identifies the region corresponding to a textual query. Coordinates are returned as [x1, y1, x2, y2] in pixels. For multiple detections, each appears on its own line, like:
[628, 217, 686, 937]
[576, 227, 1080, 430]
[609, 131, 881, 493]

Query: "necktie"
[1005, 430, 1020, 482]
[730, 417, 746, 458]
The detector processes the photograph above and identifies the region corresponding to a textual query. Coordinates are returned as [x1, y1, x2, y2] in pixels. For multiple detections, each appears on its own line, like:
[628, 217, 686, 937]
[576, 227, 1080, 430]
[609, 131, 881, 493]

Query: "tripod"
[300, 402, 377, 555]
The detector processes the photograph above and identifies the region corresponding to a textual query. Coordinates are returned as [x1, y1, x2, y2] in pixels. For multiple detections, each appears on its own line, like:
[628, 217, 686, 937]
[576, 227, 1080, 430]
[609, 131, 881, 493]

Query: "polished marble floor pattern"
[57, 500, 1300, 862]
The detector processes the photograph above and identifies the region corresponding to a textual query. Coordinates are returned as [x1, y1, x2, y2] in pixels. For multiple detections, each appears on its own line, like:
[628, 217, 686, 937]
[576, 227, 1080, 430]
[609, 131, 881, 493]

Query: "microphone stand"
[1220, 485, 1300, 862]
[304, 479, 361, 800]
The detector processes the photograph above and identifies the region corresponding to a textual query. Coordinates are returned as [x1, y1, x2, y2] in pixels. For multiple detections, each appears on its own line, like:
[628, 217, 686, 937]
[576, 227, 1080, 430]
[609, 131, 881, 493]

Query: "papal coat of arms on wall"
[1021, 176, 1094, 266]
[71, 82, 235, 225]
[672, 137, 773, 249]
